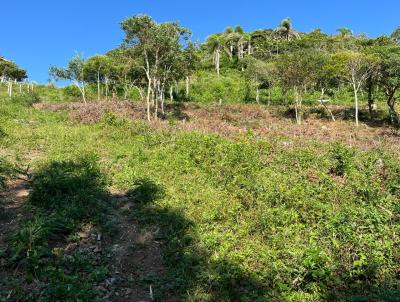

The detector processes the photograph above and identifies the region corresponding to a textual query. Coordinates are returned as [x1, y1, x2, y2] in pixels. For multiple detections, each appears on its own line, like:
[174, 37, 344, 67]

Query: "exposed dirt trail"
[0, 177, 30, 247]
[0, 177, 31, 300]
[0, 179, 174, 301]
[102, 191, 175, 302]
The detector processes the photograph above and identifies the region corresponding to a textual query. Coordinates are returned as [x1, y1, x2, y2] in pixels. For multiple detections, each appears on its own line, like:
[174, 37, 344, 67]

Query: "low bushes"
[188, 70, 250, 104]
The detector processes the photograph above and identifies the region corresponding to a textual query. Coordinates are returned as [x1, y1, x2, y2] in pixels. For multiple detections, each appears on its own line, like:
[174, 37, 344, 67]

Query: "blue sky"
[1, 0, 399, 83]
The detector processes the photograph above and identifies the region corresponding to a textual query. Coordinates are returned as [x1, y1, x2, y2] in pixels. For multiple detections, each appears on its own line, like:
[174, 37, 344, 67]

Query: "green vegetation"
[11, 156, 109, 301]
[0, 87, 399, 300]
[1, 14, 400, 302]
[41, 16, 400, 127]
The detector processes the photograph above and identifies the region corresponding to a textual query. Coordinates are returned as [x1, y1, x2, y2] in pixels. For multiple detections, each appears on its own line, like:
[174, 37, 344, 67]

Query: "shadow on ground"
[126, 178, 279, 301]
[2, 159, 399, 301]
[164, 103, 190, 121]
[126, 178, 400, 302]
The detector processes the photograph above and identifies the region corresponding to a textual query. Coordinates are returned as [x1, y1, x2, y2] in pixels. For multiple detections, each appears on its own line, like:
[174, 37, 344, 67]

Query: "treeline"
[46, 16, 400, 125]
[0, 56, 28, 97]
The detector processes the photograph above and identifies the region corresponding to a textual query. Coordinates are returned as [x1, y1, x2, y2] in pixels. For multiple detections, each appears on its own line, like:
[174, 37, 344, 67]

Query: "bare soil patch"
[36, 101, 400, 152]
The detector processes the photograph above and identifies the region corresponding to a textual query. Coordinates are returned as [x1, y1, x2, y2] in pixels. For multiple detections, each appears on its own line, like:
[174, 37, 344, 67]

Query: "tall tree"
[0, 60, 27, 97]
[121, 15, 190, 120]
[244, 57, 274, 104]
[205, 34, 224, 76]
[182, 42, 200, 98]
[50, 54, 88, 104]
[275, 50, 322, 124]
[390, 27, 400, 43]
[337, 27, 353, 38]
[274, 18, 300, 41]
[330, 51, 379, 126]
[84, 55, 112, 101]
[375, 46, 400, 125]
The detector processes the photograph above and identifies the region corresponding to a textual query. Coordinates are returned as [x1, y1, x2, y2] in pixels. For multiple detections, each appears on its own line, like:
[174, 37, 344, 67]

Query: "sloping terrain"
[1, 99, 399, 301]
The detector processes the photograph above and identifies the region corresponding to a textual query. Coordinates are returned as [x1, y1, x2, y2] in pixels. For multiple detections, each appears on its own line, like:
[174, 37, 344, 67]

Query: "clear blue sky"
[1, 0, 399, 83]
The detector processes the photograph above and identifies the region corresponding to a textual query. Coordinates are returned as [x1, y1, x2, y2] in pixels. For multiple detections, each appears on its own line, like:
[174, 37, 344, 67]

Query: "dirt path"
[0, 177, 31, 300]
[0, 179, 174, 301]
[74, 191, 175, 301]
[0, 177, 30, 247]
[102, 191, 175, 302]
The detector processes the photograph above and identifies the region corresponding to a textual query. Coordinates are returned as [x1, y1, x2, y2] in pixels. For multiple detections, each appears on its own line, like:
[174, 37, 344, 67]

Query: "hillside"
[0, 85, 399, 301]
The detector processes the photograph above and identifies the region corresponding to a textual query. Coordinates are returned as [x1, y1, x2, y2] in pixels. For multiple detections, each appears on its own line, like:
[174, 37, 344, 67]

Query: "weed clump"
[128, 178, 166, 204]
[11, 91, 41, 106]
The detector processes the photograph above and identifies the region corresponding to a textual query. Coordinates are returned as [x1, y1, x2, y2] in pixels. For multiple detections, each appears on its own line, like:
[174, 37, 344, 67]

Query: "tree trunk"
[82, 84, 87, 105]
[97, 70, 101, 101]
[353, 83, 359, 127]
[256, 86, 260, 104]
[268, 84, 271, 106]
[154, 81, 159, 120]
[215, 50, 220, 76]
[320, 88, 335, 121]
[294, 87, 301, 125]
[75, 83, 87, 105]
[185, 76, 190, 98]
[146, 79, 152, 122]
[105, 78, 109, 100]
[367, 78, 374, 119]
[161, 92, 165, 115]
[170, 86, 174, 102]
[387, 94, 399, 126]
[152, 77, 157, 107]
[8, 81, 12, 98]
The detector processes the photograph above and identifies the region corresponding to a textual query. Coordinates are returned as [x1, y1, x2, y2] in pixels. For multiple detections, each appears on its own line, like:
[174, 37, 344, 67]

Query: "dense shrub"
[62, 85, 83, 99]
[189, 70, 250, 103]
[11, 91, 41, 106]
[127, 86, 143, 100]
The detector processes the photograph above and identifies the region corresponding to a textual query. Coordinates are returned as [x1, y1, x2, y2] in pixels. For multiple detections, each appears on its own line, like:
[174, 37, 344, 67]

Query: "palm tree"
[234, 26, 246, 60]
[224, 26, 252, 61]
[337, 27, 353, 38]
[275, 18, 300, 41]
[224, 27, 238, 60]
[205, 34, 224, 75]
